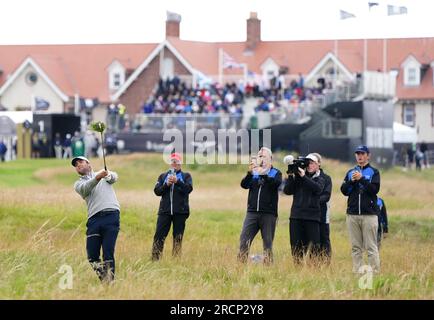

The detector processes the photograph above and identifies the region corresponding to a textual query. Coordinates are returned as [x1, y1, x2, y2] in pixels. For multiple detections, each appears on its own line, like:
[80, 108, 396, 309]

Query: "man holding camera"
[283, 153, 325, 265]
[341, 145, 381, 273]
[152, 153, 193, 261]
[238, 147, 282, 265]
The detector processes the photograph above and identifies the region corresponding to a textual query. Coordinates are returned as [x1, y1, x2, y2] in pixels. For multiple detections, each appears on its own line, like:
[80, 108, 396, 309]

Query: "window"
[403, 103, 415, 127]
[161, 58, 174, 80]
[25, 72, 38, 86]
[407, 68, 416, 82]
[261, 58, 279, 83]
[113, 73, 121, 88]
[402, 55, 421, 86]
[108, 60, 125, 90]
[404, 67, 420, 86]
[326, 67, 336, 75]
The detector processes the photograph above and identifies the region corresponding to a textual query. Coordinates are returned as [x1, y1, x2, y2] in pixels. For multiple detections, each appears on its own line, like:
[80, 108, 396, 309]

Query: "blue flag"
[368, 2, 379, 10]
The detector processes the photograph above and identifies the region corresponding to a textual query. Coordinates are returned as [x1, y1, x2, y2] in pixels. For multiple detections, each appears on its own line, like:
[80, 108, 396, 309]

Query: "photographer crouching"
[283, 153, 325, 265]
[238, 147, 282, 265]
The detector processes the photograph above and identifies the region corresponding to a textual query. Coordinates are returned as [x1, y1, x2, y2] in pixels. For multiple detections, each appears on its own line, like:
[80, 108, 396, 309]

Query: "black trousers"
[152, 214, 188, 260]
[238, 212, 277, 264]
[86, 210, 120, 282]
[289, 218, 320, 265]
[319, 222, 332, 263]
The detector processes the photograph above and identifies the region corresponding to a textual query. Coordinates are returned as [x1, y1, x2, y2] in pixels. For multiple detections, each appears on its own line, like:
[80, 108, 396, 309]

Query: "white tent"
[0, 111, 32, 124]
[393, 122, 417, 144]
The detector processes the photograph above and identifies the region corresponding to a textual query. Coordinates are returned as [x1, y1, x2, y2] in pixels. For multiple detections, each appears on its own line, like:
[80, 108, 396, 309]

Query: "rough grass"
[0, 153, 433, 299]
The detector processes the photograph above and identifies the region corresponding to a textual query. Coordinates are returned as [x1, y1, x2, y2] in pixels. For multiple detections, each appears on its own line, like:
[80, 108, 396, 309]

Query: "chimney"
[246, 12, 261, 51]
[166, 11, 181, 38]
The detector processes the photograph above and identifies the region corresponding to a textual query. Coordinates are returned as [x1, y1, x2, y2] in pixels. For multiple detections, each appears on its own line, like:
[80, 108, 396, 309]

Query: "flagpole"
[363, 38, 368, 73]
[74, 94, 80, 116]
[218, 48, 223, 85]
[30, 94, 35, 112]
[334, 39, 338, 86]
[243, 63, 248, 86]
[383, 38, 387, 72]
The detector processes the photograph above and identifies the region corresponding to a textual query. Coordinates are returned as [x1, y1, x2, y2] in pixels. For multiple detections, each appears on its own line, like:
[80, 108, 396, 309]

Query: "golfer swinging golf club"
[72, 155, 120, 283]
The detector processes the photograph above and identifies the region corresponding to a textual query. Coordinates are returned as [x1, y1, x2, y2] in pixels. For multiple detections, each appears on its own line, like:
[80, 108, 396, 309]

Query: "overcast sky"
[0, 0, 432, 45]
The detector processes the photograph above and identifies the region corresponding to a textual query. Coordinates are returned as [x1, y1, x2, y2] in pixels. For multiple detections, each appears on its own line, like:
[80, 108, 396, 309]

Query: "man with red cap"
[151, 153, 193, 260]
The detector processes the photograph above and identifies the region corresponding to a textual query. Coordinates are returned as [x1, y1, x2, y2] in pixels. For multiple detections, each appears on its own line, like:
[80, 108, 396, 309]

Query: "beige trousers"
[346, 214, 380, 273]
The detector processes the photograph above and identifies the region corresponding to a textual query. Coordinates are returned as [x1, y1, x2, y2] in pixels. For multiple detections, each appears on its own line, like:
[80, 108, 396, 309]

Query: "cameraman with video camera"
[238, 147, 282, 265]
[283, 153, 325, 265]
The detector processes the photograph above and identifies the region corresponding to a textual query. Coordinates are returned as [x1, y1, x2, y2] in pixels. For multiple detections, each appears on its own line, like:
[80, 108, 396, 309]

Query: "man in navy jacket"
[151, 153, 193, 261]
[238, 147, 282, 265]
[341, 145, 381, 273]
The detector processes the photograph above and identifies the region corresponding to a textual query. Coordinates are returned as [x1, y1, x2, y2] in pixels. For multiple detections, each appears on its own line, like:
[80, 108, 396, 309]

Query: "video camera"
[283, 155, 309, 175]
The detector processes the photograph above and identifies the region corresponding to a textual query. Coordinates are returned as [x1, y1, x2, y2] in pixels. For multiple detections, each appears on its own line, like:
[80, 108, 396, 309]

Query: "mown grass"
[0, 153, 433, 299]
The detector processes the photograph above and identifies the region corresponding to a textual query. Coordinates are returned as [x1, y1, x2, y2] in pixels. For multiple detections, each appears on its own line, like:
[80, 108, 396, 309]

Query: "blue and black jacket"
[377, 197, 389, 233]
[319, 169, 332, 224]
[283, 170, 325, 222]
[241, 167, 282, 216]
[154, 170, 193, 216]
[340, 163, 380, 215]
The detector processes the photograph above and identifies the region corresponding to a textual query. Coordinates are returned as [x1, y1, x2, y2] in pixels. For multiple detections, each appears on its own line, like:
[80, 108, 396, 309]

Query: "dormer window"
[108, 60, 125, 91]
[405, 67, 419, 86]
[402, 55, 421, 87]
[260, 57, 279, 83]
[161, 58, 174, 81]
[113, 73, 121, 88]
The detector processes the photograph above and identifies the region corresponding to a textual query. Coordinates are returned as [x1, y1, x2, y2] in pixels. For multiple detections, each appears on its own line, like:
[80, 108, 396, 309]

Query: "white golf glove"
[104, 172, 112, 182]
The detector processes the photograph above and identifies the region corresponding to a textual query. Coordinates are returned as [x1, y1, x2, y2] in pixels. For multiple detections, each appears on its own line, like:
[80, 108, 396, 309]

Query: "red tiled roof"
[0, 44, 158, 102]
[169, 37, 434, 100]
[1, 38, 433, 102]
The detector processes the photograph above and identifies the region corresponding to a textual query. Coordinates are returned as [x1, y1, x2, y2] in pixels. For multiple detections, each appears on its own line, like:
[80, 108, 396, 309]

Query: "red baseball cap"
[170, 153, 182, 163]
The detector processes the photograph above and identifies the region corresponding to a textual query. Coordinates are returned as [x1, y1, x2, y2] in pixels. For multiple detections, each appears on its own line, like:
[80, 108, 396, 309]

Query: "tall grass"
[0, 153, 433, 299]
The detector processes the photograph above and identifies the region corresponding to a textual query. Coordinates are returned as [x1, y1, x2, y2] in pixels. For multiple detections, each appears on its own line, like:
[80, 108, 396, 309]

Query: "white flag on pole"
[387, 5, 407, 15]
[340, 10, 356, 19]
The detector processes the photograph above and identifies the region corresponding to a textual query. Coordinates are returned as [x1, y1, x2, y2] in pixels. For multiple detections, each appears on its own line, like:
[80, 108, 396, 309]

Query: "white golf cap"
[71, 156, 89, 167]
[305, 153, 319, 164]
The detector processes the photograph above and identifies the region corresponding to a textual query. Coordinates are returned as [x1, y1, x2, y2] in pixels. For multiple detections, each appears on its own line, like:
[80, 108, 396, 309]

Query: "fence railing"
[173, 73, 355, 88]
[130, 113, 244, 133]
[300, 118, 363, 140]
[126, 93, 329, 133]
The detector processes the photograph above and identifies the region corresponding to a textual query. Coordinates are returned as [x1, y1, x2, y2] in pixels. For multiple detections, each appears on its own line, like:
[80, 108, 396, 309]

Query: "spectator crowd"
[141, 77, 244, 116]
